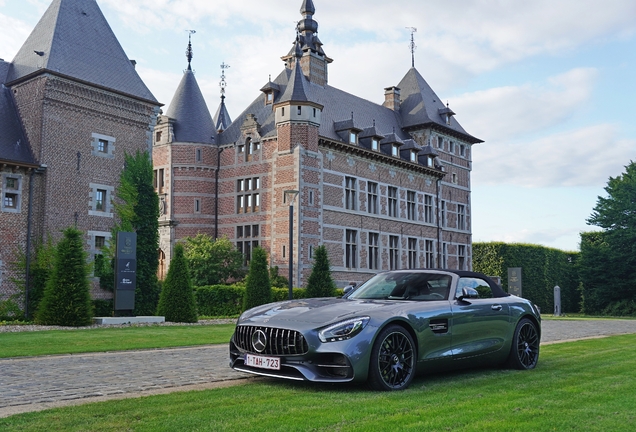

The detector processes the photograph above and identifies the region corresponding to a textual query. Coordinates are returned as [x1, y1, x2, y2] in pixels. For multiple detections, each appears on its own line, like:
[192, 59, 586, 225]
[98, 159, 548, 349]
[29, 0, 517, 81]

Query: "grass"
[2, 334, 635, 431]
[0, 325, 235, 358]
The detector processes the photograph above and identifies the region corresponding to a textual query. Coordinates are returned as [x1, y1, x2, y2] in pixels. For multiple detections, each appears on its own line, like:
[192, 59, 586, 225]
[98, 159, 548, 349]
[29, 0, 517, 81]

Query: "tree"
[156, 243, 198, 323]
[243, 247, 271, 310]
[305, 245, 337, 298]
[9, 235, 55, 319]
[182, 234, 245, 286]
[582, 161, 636, 314]
[269, 266, 289, 289]
[112, 150, 160, 316]
[35, 227, 93, 326]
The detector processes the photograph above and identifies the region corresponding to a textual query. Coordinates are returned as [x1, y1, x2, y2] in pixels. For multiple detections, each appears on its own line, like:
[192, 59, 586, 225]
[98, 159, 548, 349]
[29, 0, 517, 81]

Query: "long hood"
[239, 298, 392, 327]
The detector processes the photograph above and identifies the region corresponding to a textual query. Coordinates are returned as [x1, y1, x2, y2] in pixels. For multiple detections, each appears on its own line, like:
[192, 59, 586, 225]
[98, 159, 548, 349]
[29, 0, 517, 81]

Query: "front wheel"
[368, 325, 416, 391]
[507, 318, 540, 370]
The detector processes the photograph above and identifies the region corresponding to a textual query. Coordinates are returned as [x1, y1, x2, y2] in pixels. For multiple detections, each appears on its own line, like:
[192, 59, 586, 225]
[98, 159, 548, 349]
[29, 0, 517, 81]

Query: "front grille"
[234, 325, 309, 355]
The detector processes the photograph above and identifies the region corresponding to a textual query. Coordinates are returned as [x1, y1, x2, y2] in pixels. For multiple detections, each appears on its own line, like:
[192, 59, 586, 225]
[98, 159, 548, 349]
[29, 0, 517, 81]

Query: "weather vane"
[220, 62, 230, 98]
[186, 30, 196, 69]
[406, 27, 417, 68]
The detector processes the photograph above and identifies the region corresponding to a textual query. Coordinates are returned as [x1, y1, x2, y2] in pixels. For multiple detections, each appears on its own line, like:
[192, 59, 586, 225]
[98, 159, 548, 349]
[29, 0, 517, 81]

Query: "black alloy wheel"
[508, 318, 540, 370]
[368, 325, 415, 391]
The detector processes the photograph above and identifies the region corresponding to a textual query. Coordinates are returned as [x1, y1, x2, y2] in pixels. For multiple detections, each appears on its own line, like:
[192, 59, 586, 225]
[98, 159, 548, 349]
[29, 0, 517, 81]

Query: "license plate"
[245, 354, 280, 370]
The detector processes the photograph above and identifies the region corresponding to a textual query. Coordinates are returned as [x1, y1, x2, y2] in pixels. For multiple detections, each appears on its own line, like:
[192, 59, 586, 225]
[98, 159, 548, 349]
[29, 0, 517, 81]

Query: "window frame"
[367, 182, 378, 214]
[345, 176, 357, 211]
[388, 186, 398, 218]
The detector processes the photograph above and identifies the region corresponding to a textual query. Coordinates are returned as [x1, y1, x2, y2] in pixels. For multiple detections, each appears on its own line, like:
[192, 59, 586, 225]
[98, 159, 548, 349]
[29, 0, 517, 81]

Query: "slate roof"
[6, 0, 157, 103]
[397, 68, 481, 143]
[1, 62, 35, 165]
[166, 69, 216, 144]
[219, 65, 482, 149]
[214, 97, 232, 133]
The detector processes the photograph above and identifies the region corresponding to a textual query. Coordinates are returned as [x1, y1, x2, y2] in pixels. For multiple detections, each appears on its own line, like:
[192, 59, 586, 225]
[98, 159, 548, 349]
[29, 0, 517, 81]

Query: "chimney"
[383, 86, 401, 111]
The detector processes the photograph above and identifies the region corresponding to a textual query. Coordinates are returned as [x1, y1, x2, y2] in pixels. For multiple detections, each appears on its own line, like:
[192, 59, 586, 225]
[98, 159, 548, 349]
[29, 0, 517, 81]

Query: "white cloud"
[0, 13, 33, 60]
[472, 124, 635, 188]
[453, 68, 598, 142]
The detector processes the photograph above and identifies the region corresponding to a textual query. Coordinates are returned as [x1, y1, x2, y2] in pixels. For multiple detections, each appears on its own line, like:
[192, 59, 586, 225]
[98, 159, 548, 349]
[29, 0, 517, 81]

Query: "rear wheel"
[507, 318, 540, 369]
[368, 325, 416, 391]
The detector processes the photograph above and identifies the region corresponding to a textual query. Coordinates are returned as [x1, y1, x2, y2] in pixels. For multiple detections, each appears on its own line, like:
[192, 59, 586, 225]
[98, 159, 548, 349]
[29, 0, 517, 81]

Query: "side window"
[91, 133, 116, 159]
[456, 277, 493, 299]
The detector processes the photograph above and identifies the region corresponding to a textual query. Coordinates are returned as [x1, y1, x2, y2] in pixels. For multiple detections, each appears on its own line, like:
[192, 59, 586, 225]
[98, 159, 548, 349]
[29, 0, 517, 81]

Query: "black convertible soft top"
[443, 270, 510, 298]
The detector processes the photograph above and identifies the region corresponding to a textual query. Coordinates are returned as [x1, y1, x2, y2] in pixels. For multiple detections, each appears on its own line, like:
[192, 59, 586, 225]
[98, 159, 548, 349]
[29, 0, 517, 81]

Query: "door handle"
[491, 304, 502, 311]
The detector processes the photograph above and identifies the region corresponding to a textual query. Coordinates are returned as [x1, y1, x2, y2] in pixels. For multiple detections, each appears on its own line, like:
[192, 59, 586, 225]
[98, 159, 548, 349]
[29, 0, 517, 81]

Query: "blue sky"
[2, 0, 635, 252]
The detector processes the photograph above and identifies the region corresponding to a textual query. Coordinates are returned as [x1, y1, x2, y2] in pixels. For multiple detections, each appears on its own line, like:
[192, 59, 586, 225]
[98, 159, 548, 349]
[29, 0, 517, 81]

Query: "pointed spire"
[406, 27, 417, 68]
[279, 59, 310, 103]
[186, 30, 196, 71]
[301, 0, 315, 15]
[166, 36, 216, 143]
[214, 62, 232, 133]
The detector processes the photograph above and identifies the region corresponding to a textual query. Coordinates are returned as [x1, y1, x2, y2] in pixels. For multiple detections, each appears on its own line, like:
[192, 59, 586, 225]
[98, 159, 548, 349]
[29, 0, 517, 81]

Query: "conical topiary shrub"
[243, 247, 272, 310]
[156, 243, 198, 323]
[305, 245, 337, 298]
[36, 227, 93, 326]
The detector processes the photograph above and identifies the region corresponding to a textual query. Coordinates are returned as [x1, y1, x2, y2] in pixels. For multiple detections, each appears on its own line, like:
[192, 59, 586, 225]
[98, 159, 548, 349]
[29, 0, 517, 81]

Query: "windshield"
[348, 272, 451, 301]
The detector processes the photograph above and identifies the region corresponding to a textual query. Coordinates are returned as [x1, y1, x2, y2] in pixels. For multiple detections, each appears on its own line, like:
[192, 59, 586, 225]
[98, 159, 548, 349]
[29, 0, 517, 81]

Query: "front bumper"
[229, 324, 376, 383]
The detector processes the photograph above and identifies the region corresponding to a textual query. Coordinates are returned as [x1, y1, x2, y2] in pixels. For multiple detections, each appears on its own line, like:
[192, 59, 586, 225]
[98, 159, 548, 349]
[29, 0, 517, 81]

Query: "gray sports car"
[229, 270, 541, 391]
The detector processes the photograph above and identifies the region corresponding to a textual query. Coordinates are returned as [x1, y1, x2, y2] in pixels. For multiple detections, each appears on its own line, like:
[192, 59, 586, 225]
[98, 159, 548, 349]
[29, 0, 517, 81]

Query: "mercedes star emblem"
[252, 330, 267, 353]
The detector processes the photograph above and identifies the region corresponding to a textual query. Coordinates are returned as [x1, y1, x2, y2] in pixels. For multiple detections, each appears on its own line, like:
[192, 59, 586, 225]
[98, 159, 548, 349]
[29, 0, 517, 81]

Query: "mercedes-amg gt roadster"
[229, 270, 541, 391]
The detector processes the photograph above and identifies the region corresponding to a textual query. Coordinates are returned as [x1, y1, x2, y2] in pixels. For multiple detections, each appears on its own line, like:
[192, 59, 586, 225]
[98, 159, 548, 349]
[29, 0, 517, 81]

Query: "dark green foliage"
[582, 161, 636, 315]
[182, 235, 245, 286]
[269, 266, 289, 289]
[8, 235, 55, 319]
[35, 227, 93, 326]
[93, 299, 114, 317]
[195, 285, 245, 316]
[94, 253, 114, 292]
[0, 295, 22, 321]
[473, 242, 580, 313]
[305, 245, 337, 298]
[194, 285, 345, 317]
[156, 244, 197, 323]
[243, 247, 272, 310]
[113, 151, 160, 316]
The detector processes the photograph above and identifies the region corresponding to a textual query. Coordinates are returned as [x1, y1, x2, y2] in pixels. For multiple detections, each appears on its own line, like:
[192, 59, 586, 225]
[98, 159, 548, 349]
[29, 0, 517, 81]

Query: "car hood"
[238, 298, 394, 327]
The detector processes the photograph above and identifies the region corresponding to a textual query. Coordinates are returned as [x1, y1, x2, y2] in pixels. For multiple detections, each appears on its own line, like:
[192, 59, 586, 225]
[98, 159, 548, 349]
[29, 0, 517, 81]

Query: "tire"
[507, 318, 540, 370]
[368, 325, 416, 391]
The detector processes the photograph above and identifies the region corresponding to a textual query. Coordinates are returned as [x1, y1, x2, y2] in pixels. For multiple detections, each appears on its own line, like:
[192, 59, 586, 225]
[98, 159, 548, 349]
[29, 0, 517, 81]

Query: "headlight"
[318, 317, 370, 343]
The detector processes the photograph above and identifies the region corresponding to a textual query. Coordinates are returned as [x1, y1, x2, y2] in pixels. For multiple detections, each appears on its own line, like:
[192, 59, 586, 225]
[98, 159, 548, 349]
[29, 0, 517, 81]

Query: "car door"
[450, 277, 510, 360]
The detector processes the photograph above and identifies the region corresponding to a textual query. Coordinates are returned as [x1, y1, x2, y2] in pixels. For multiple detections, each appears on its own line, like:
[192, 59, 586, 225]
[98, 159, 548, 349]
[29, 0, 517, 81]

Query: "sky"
[1, 0, 635, 252]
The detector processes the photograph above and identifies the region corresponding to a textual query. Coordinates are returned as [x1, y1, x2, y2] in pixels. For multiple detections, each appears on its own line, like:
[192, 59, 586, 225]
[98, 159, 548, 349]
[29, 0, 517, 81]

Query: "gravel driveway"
[1, 318, 636, 418]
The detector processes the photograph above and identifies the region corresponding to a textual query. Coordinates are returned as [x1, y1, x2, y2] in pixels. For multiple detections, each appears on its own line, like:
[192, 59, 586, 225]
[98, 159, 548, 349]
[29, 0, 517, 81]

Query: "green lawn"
[2, 334, 635, 431]
[0, 325, 236, 358]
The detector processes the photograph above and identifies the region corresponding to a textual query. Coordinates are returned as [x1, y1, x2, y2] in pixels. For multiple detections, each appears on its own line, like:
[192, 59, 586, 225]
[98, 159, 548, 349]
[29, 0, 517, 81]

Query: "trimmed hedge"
[473, 242, 580, 313]
[194, 285, 344, 317]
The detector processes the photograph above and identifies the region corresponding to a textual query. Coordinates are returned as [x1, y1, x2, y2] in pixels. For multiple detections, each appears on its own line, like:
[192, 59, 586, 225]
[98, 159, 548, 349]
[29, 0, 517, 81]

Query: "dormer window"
[410, 150, 417, 162]
[392, 144, 399, 157]
[446, 114, 452, 125]
[266, 92, 273, 104]
[427, 156, 434, 167]
[349, 131, 358, 145]
[372, 138, 379, 151]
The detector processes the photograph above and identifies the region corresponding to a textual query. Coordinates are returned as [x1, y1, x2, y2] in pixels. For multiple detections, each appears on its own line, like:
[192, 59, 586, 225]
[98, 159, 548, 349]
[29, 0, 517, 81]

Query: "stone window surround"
[87, 231, 111, 277]
[91, 132, 116, 159]
[89, 183, 114, 217]
[2, 173, 22, 213]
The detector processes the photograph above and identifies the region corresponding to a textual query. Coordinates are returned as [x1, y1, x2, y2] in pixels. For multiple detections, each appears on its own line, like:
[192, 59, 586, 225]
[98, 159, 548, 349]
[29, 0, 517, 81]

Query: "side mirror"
[343, 286, 354, 295]
[458, 287, 479, 301]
